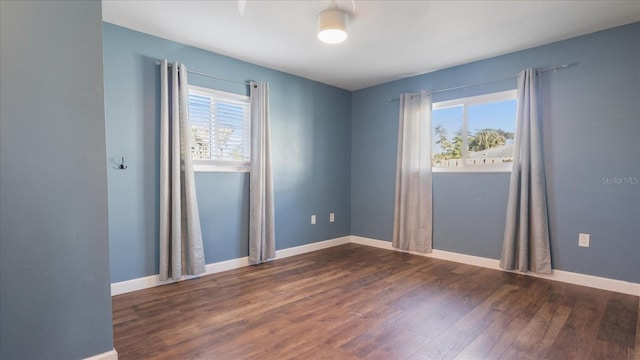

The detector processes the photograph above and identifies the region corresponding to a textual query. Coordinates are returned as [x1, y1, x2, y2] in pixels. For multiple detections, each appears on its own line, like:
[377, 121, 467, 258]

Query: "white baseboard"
[350, 236, 640, 297]
[275, 236, 351, 259]
[84, 348, 118, 360]
[112, 235, 639, 297]
[111, 236, 351, 296]
[111, 256, 250, 296]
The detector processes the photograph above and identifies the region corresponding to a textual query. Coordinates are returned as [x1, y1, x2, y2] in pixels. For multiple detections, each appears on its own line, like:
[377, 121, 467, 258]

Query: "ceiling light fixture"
[317, 8, 349, 44]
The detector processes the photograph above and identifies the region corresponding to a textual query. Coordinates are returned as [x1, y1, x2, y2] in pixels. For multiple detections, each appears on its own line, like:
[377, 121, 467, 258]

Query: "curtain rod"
[155, 60, 251, 86]
[388, 62, 577, 102]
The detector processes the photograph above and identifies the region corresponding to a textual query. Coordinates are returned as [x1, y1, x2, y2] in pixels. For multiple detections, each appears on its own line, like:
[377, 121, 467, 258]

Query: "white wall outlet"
[329, 213, 335, 223]
[578, 233, 590, 247]
[311, 215, 316, 225]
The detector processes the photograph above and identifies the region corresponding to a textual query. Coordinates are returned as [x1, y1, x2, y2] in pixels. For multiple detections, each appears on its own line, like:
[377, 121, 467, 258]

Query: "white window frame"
[432, 89, 517, 173]
[188, 85, 251, 173]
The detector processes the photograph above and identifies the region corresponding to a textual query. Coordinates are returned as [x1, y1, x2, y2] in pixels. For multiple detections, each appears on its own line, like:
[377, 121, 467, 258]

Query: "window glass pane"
[213, 102, 243, 161]
[187, 85, 251, 169]
[189, 94, 213, 160]
[466, 99, 516, 166]
[432, 105, 464, 168]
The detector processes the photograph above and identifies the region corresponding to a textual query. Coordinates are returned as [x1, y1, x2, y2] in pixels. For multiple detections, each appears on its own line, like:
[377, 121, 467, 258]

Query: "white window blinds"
[188, 85, 250, 171]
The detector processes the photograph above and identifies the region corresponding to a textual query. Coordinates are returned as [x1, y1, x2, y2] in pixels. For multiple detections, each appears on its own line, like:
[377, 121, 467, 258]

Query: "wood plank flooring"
[112, 244, 639, 360]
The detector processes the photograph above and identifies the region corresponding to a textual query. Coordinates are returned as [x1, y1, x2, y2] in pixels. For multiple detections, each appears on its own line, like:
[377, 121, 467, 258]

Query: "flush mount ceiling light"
[317, 8, 349, 44]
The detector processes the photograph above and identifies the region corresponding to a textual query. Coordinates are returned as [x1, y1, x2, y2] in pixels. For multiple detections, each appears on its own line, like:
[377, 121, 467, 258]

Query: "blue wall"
[0, 1, 114, 358]
[351, 22, 640, 283]
[105, 22, 639, 285]
[103, 23, 352, 283]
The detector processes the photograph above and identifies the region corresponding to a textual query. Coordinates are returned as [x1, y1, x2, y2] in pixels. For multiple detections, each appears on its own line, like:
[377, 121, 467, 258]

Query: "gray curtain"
[159, 60, 206, 281]
[500, 68, 552, 274]
[393, 90, 433, 253]
[249, 82, 275, 264]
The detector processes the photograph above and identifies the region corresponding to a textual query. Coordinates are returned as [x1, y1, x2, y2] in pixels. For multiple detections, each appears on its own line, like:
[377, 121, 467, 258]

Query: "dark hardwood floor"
[112, 244, 639, 359]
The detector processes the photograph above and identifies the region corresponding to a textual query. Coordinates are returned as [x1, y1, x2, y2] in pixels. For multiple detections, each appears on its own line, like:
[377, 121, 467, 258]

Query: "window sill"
[432, 165, 512, 173]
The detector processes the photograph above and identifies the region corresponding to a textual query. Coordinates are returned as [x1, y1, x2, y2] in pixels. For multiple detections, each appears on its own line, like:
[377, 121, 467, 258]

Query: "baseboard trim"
[111, 236, 351, 296]
[350, 236, 640, 296]
[111, 256, 250, 296]
[275, 236, 351, 259]
[112, 235, 638, 297]
[84, 348, 118, 360]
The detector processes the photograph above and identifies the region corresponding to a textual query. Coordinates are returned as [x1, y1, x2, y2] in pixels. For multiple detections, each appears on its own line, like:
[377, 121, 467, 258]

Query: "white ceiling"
[102, 0, 640, 91]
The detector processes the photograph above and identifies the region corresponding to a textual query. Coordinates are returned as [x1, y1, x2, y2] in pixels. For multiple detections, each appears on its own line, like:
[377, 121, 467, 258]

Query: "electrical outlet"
[311, 215, 316, 225]
[578, 233, 590, 247]
[329, 213, 335, 223]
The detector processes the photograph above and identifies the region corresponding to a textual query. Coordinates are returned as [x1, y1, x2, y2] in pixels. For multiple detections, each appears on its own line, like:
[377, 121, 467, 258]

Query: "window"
[432, 90, 517, 172]
[188, 85, 251, 172]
